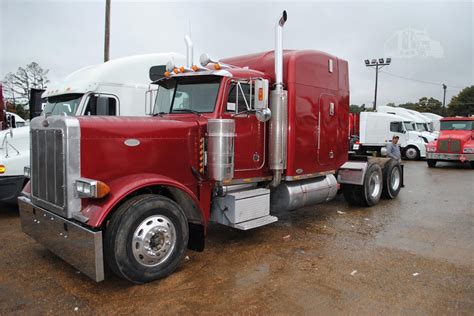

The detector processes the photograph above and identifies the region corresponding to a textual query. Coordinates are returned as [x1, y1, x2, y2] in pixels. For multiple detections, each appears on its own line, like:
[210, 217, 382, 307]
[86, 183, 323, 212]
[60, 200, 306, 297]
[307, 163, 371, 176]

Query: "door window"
[226, 82, 252, 113]
[84, 94, 118, 116]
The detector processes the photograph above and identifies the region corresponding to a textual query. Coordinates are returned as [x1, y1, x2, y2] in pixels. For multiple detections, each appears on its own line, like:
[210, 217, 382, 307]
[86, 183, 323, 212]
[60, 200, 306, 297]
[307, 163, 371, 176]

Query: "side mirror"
[256, 108, 271, 122]
[253, 79, 269, 109]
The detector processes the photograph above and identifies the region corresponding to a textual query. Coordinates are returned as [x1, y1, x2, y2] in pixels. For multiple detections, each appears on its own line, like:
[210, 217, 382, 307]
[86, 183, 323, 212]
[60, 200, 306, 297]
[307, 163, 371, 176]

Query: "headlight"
[0, 164, 5, 174]
[24, 166, 31, 178]
[74, 178, 110, 198]
[463, 148, 474, 153]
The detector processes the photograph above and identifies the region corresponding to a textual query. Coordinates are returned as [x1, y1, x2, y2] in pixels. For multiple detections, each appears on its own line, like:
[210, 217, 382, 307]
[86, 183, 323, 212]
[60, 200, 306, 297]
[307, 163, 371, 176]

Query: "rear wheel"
[404, 146, 420, 160]
[104, 194, 189, 284]
[427, 160, 437, 168]
[381, 159, 402, 199]
[343, 163, 383, 207]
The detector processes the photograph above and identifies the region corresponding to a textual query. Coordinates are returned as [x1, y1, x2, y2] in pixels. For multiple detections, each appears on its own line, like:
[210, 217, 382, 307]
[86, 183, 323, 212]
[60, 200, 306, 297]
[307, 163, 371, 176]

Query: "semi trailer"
[0, 53, 185, 204]
[19, 11, 403, 284]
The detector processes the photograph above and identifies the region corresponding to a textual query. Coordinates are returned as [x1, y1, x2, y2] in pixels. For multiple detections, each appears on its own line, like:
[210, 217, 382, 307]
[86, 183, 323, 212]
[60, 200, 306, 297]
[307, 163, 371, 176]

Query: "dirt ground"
[0, 161, 473, 315]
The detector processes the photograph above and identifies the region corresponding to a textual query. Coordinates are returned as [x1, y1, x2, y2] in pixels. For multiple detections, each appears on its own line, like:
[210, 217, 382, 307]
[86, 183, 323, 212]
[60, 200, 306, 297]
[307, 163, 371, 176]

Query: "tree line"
[350, 86, 474, 117]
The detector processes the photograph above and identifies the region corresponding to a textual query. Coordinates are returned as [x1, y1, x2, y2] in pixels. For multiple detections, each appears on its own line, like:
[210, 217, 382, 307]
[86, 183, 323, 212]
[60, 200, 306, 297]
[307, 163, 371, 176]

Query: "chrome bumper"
[18, 196, 104, 282]
[426, 153, 474, 161]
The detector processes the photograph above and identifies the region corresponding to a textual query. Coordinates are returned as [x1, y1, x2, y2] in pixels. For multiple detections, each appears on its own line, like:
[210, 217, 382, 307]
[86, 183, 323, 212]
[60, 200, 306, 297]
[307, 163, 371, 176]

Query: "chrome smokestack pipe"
[275, 10, 287, 87]
[269, 10, 288, 189]
[184, 35, 193, 68]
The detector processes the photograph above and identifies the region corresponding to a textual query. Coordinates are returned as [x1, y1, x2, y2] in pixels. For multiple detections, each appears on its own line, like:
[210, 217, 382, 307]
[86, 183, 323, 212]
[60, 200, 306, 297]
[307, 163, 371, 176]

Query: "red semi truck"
[426, 117, 474, 168]
[19, 11, 403, 283]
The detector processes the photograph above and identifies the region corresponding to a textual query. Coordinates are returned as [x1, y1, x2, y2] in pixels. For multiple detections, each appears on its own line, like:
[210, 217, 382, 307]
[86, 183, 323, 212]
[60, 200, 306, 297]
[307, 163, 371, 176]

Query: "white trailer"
[353, 112, 427, 160]
[0, 53, 185, 203]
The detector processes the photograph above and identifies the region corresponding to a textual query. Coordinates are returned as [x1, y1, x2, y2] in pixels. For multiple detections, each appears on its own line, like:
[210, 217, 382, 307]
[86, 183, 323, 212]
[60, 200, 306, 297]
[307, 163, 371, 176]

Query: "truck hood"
[77, 116, 206, 184]
[437, 130, 472, 142]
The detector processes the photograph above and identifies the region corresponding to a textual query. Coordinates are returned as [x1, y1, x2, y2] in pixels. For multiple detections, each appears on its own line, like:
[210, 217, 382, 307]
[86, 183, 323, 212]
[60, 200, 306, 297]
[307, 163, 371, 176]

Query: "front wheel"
[104, 194, 189, 284]
[427, 160, 437, 168]
[403, 146, 420, 160]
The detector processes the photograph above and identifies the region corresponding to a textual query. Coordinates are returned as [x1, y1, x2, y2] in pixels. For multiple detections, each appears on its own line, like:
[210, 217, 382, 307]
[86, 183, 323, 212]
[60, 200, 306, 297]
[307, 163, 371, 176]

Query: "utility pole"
[442, 84, 447, 108]
[364, 58, 391, 111]
[104, 0, 111, 62]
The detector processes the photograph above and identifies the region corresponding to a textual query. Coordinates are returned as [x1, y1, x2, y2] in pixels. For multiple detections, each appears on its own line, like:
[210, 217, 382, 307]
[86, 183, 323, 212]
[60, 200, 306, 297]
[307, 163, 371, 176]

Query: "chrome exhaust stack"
[269, 10, 288, 188]
[184, 35, 193, 68]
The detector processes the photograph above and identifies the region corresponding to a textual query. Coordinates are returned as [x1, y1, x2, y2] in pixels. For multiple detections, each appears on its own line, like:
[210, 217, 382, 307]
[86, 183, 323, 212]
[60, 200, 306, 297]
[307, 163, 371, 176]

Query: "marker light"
[214, 63, 222, 70]
[173, 68, 179, 74]
[0, 165, 5, 174]
[179, 66, 185, 73]
[74, 178, 110, 198]
[379, 58, 384, 63]
[258, 88, 263, 101]
[164, 71, 171, 77]
[192, 65, 199, 71]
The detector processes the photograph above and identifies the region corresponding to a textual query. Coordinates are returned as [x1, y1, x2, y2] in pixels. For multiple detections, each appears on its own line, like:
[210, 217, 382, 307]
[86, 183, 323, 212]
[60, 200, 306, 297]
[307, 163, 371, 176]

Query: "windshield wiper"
[172, 109, 201, 116]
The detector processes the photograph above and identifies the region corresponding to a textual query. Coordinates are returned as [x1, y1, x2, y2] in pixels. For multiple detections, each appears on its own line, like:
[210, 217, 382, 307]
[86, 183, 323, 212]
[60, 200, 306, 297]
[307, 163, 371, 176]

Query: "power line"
[379, 71, 466, 89]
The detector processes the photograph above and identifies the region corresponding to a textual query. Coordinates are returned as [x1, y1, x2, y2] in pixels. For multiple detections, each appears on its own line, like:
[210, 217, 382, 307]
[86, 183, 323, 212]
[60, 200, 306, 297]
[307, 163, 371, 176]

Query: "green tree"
[350, 104, 362, 113]
[448, 86, 474, 117]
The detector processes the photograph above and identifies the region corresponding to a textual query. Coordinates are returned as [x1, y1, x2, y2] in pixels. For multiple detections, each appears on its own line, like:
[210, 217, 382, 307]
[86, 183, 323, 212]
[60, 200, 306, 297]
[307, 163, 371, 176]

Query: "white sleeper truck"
[0, 53, 185, 204]
[352, 112, 427, 160]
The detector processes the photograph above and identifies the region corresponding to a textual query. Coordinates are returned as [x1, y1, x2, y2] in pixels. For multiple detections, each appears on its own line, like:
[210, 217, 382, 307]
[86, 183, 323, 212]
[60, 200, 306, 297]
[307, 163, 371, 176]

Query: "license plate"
[353, 144, 360, 150]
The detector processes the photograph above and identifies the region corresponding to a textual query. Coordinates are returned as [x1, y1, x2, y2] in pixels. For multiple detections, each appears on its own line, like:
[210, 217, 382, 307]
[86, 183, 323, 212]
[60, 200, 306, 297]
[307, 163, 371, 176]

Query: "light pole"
[104, 0, 111, 62]
[365, 57, 391, 111]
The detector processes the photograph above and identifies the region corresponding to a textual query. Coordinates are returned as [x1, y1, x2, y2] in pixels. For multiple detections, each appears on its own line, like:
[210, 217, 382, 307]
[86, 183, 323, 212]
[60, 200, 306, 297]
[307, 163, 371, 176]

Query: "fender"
[83, 173, 203, 228]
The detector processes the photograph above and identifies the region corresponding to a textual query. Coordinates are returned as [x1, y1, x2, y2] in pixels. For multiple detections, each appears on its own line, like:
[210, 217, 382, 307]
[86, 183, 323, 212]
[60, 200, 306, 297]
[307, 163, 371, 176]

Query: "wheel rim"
[405, 148, 417, 159]
[369, 172, 381, 198]
[132, 215, 177, 267]
[390, 167, 400, 191]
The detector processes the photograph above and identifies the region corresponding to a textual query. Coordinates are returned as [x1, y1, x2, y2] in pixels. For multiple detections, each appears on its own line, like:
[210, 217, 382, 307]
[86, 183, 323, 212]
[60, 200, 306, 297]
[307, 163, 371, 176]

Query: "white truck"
[421, 112, 443, 131]
[5, 112, 27, 128]
[377, 106, 437, 142]
[0, 53, 185, 204]
[352, 112, 427, 160]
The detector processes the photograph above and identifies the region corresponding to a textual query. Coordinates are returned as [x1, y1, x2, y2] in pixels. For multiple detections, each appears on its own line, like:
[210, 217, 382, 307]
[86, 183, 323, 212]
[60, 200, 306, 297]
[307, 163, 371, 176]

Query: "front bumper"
[426, 153, 474, 162]
[18, 196, 104, 282]
[0, 175, 25, 203]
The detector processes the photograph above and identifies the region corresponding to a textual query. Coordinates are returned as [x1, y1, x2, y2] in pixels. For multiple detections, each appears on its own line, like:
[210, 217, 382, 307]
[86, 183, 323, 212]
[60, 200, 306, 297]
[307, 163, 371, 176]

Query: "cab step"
[231, 215, 278, 231]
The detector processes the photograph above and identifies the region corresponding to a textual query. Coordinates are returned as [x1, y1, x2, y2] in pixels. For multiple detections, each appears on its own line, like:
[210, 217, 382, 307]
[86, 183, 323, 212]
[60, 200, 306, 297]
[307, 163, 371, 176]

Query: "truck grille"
[31, 129, 66, 209]
[450, 140, 461, 153]
[438, 139, 461, 153]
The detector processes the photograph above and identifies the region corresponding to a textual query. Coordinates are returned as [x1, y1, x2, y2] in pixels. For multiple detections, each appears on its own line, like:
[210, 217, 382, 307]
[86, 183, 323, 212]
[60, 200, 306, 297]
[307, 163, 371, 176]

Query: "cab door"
[222, 82, 265, 173]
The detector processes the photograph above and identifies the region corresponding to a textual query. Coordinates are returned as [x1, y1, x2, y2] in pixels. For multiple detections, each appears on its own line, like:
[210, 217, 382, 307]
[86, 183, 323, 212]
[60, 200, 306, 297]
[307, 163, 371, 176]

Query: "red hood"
[437, 130, 472, 142]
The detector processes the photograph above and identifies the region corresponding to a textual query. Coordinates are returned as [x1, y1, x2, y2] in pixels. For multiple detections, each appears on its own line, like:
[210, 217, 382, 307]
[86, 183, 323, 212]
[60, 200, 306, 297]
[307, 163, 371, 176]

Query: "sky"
[0, 0, 472, 107]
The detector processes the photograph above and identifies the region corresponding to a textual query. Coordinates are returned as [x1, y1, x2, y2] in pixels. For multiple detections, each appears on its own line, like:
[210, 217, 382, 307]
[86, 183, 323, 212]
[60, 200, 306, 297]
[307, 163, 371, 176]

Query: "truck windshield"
[440, 120, 473, 131]
[404, 122, 415, 131]
[153, 76, 221, 114]
[43, 94, 83, 116]
[416, 123, 428, 131]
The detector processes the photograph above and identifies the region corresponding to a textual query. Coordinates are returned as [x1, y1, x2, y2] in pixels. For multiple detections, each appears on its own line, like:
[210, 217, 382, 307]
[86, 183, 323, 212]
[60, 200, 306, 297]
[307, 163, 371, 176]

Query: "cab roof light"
[0, 165, 5, 174]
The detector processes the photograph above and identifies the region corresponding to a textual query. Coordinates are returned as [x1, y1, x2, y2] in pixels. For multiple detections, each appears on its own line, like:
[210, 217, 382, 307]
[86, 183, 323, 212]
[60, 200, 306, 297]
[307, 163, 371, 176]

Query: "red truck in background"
[18, 11, 403, 284]
[426, 117, 474, 168]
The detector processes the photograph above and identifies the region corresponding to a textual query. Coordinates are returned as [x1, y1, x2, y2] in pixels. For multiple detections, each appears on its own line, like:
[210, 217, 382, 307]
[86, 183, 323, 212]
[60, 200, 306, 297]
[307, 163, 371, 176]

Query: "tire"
[104, 194, 189, 284]
[343, 163, 383, 207]
[470, 161, 474, 169]
[381, 159, 402, 199]
[427, 160, 437, 168]
[403, 146, 420, 160]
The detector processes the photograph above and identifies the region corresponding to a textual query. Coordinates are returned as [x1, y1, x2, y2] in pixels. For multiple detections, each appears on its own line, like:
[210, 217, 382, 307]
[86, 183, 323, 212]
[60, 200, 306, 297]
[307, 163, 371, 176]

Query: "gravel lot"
[0, 161, 473, 314]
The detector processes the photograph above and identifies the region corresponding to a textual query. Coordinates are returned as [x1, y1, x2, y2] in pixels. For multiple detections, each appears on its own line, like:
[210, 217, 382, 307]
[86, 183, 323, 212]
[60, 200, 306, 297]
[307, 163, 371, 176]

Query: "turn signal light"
[0, 165, 5, 174]
[75, 178, 110, 199]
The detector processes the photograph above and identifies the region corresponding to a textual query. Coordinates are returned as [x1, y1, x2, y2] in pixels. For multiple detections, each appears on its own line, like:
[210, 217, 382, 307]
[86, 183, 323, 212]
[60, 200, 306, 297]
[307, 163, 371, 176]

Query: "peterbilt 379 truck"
[19, 11, 403, 284]
[425, 117, 474, 168]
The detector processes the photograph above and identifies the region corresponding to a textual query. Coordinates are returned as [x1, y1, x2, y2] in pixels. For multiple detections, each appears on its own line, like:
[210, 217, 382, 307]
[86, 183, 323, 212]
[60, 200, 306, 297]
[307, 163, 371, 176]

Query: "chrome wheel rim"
[390, 167, 401, 191]
[405, 148, 417, 159]
[132, 215, 176, 267]
[369, 172, 381, 198]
